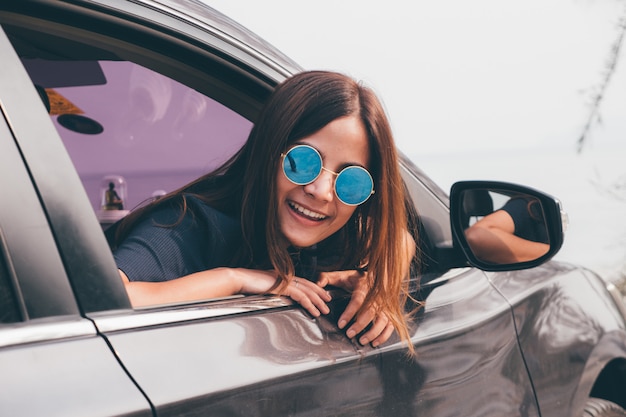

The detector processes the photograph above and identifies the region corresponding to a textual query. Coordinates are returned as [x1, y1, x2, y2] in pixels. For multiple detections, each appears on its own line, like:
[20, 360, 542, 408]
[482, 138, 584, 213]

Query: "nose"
[303, 169, 335, 202]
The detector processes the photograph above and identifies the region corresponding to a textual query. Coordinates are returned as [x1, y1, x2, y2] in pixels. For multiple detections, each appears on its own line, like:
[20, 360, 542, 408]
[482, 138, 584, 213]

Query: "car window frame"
[0, 38, 85, 322]
[0, 23, 131, 314]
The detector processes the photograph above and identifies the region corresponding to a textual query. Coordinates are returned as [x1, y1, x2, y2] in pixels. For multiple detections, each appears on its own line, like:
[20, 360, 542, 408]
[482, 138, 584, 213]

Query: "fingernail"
[359, 337, 369, 345]
[346, 329, 355, 338]
[338, 320, 346, 329]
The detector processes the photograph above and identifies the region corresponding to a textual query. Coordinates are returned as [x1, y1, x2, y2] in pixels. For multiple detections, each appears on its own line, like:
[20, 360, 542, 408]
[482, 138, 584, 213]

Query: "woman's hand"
[237, 269, 331, 318]
[317, 270, 395, 347]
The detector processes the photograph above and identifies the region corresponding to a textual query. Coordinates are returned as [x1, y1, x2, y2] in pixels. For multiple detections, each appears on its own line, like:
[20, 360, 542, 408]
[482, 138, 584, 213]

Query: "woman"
[112, 70, 418, 350]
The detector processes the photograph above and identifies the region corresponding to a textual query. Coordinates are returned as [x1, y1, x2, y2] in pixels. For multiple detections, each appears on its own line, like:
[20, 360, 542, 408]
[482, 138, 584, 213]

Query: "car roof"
[91, 0, 303, 79]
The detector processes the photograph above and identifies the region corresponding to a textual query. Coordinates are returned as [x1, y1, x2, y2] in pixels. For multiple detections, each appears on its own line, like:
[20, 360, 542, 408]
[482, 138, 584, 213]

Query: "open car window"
[0, 16, 261, 311]
[10, 29, 253, 227]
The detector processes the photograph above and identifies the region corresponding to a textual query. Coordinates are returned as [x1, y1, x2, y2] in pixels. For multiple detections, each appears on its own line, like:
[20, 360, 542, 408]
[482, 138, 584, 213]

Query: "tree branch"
[577, 7, 626, 153]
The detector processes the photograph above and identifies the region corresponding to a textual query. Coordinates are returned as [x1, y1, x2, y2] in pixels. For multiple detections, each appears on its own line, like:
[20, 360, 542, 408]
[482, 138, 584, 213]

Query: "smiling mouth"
[288, 201, 327, 221]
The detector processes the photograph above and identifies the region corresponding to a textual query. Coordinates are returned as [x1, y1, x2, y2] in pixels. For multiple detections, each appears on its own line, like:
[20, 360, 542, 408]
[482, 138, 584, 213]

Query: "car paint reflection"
[488, 262, 626, 416]
[103, 265, 542, 416]
[363, 270, 538, 417]
[104, 304, 359, 415]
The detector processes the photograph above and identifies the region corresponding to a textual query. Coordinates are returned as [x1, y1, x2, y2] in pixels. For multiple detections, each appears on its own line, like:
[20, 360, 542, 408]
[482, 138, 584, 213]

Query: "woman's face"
[276, 115, 371, 249]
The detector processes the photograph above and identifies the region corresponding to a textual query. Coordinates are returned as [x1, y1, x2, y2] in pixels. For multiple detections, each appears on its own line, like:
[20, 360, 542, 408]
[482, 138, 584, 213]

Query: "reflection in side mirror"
[450, 181, 566, 271]
[462, 190, 549, 264]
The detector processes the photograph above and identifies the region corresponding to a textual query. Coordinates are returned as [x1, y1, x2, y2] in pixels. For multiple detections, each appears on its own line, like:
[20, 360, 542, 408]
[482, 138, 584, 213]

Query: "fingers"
[286, 277, 332, 318]
[359, 312, 394, 347]
[370, 321, 395, 347]
[318, 270, 396, 348]
[345, 308, 395, 347]
[338, 288, 367, 329]
[317, 270, 362, 291]
[316, 272, 330, 287]
[294, 274, 396, 347]
[237, 270, 332, 318]
[344, 301, 374, 338]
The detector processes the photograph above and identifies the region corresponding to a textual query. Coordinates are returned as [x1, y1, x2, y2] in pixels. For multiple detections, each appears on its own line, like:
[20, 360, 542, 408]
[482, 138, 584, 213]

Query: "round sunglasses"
[281, 144, 374, 206]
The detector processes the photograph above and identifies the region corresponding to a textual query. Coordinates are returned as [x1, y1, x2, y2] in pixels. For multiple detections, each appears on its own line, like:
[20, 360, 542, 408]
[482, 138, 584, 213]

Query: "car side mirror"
[449, 181, 567, 271]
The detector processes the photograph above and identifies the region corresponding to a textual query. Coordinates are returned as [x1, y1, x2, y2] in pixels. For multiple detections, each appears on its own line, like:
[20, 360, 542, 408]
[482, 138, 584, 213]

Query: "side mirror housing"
[449, 181, 567, 272]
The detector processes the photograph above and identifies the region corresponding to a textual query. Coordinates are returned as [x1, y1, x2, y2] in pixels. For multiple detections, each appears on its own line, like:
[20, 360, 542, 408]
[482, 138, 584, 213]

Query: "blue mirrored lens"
[282, 145, 374, 205]
[335, 166, 374, 206]
[282, 145, 322, 185]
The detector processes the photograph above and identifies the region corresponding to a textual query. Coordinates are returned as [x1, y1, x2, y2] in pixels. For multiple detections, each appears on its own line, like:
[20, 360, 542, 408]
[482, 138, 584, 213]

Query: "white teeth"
[289, 201, 327, 220]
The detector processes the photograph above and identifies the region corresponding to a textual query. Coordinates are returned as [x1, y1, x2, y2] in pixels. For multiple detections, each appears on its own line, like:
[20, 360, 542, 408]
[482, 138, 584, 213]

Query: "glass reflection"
[461, 190, 550, 264]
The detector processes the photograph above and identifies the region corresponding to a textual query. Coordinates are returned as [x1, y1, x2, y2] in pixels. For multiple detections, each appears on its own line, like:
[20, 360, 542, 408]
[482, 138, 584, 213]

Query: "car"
[0, 1, 625, 416]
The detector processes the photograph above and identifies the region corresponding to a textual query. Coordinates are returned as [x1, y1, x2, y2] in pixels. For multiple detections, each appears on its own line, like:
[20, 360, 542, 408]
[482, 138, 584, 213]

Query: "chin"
[285, 237, 317, 249]
[281, 229, 325, 249]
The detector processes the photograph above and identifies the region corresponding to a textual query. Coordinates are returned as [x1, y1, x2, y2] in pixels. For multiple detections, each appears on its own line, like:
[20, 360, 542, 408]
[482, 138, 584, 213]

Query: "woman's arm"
[465, 210, 549, 263]
[120, 268, 331, 317]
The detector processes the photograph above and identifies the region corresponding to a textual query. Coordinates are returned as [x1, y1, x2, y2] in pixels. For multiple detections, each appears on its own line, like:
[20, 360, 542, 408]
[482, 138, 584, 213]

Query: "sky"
[207, 0, 626, 281]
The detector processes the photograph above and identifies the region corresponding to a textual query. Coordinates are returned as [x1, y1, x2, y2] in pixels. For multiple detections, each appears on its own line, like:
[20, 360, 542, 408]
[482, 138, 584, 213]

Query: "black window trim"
[0, 227, 26, 323]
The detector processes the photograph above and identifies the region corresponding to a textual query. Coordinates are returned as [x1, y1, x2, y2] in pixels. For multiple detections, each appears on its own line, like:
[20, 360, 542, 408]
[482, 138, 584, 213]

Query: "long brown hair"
[115, 70, 417, 351]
